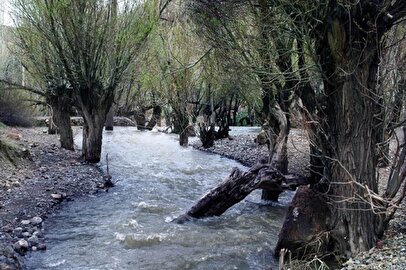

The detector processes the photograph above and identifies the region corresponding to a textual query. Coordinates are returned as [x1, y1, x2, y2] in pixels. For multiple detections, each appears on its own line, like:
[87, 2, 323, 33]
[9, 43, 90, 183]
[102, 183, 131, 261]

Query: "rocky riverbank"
[0, 127, 103, 269]
[191, 127, 406, 270]
[190, 128, 310, 176]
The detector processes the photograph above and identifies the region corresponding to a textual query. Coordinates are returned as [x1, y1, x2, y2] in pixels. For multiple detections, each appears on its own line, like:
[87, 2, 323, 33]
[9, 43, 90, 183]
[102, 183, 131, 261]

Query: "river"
[25, 127, 290, 269]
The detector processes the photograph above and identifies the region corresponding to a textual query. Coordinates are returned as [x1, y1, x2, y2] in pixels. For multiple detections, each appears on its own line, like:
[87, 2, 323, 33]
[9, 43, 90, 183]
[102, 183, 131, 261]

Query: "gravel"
[0, 127, 104, 269]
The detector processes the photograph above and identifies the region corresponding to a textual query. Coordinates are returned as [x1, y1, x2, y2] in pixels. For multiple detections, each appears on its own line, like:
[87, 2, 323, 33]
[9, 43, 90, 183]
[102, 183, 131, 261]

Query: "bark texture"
[78, 89, 113, 163]
[176, 163, 308, 222]
[105, 107, 114, 131]
[47, 87, 74, 151]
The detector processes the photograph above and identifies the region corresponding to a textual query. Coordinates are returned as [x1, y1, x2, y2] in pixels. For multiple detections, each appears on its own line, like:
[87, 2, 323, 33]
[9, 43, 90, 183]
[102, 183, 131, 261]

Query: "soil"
[0, 127, 103, 269]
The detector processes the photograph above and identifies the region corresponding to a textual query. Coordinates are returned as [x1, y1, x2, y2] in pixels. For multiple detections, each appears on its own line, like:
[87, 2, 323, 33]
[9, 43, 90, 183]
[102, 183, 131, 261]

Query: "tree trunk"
[47, 87, 74, 150]
[173, 106, 189, 146]
[179, 131, 189, 147]
[52, 101, 74, 150]
[304, 10, 385, 256]
[77, 90, 112, 163]
[261, 106, 290, 201]
[199, 123, 215, 148]
[146, 105, 162, 130]
[81, 110, 106, 163]
[105, 107, 114, 131]
[135, 108, 147, 130]
[323, 32, 381, 257]
[48, 108, 57, 135]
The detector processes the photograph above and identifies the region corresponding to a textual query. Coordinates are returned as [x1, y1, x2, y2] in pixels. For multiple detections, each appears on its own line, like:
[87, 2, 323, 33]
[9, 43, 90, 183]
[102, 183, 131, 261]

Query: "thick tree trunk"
[77, 90, 112, 163]
[53, 102, 74, 150]
[283, 10, 387, 258]
[135, 108, 147, 130]
[82, 110, 106, 163]
[47, 88, 74, 150]
[321, 28, 381, 257]
[105, 107, 114, 131]
[179, 129, 189, 146]
[199, 123, 215, 148]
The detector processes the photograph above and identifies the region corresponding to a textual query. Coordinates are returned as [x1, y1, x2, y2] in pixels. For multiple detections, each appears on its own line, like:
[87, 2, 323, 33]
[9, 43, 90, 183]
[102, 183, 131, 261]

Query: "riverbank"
[191, 127, 406, 270]
[0, 127, 103, 269]
[190, 128, 310, 176]
[0, 126, 404, 269]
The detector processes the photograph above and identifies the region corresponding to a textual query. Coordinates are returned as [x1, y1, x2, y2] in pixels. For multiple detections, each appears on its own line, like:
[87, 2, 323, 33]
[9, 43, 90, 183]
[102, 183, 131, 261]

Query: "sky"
[1, 0, 13, 26]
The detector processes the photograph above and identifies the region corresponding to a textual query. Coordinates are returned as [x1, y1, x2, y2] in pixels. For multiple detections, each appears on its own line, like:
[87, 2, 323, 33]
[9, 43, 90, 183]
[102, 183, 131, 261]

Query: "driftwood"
[175, 163, 308, 222]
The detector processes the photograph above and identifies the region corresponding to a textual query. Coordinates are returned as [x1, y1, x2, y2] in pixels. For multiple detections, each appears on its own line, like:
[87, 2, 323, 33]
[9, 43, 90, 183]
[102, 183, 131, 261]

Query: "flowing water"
[25, 127, 290, 270]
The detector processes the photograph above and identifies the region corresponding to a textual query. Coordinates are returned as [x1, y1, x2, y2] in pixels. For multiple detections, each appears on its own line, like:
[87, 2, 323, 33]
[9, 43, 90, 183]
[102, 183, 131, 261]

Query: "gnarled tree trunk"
[47, 87, 74, 150]
[105, 107, 114, 131]
[146, 105, 162, 130]
[278, 6, 390, 258]
[78, 91, 113, 163]
[173, 106, 190, 146]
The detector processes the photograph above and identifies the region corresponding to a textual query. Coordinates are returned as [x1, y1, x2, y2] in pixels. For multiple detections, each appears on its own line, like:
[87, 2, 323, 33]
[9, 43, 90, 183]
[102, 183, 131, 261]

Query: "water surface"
[25, 127, 289, 269]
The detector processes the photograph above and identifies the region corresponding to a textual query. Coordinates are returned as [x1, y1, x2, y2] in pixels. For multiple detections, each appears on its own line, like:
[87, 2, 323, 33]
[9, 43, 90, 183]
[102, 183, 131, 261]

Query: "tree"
[304, 1, 406, 256]
[189, 0, 406, 261]
[13, 22, 75, 150]
[13, 0, 160, 162]
[188, 0, 297, 200]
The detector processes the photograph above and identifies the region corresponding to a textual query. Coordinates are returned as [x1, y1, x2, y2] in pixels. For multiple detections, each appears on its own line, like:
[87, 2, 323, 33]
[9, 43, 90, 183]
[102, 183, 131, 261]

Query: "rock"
[21, 232, 31, 238]
[1, 226, 13, 234]
[30, 217, 42, 226]
[31, 246, 37, 251]
[13, 239, 29, 254]
[12, 228, 23, 238]
[6, 130, 22, 141]
[255, 130, 268, 145]
[51, 193, 63, 201]
[20, 220, 30, 226]
[37, 243, 46, 251]
[0, 243, 23, 269]
[33, 230, 44, 239]
[27, 235, 39, 246]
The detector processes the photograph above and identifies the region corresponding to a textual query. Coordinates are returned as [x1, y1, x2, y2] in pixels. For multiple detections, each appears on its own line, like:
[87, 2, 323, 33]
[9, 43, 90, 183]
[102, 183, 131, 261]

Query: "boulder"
[275, 186, 330, 259]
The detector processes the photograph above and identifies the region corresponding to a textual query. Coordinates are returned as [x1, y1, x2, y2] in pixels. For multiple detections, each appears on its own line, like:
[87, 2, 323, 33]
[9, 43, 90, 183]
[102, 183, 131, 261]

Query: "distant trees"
[13, 0, 160, 162]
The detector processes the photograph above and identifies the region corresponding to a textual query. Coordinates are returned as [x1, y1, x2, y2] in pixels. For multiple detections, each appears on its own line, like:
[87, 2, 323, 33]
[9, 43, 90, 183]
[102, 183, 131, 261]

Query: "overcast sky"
[2, 0, 13, 26]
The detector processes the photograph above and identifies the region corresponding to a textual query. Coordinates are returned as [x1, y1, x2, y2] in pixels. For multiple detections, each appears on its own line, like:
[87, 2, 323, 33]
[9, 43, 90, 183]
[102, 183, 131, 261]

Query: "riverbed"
[24, 127, 290, 269]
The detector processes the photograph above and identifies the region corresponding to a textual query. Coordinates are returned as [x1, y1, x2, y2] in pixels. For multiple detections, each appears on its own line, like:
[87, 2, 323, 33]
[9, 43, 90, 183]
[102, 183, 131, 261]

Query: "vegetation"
[12, 0, 161, 162]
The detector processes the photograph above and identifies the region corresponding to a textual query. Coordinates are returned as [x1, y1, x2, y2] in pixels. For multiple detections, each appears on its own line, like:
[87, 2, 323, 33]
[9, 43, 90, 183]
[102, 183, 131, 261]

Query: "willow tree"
[12, 22, 75, 150]
[303, 1, 406, 256]
[13, 0, 160, 162]
[189, 0, 406, 260]
[188, 0, 298, 201]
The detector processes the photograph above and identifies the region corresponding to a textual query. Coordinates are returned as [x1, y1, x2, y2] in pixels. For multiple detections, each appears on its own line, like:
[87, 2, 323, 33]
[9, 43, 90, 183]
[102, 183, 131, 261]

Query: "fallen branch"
[175, 162, 308, 222]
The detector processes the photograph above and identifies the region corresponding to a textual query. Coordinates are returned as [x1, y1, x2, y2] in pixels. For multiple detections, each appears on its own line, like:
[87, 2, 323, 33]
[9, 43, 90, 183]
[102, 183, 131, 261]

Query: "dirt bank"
[0, 127, 103, 269]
